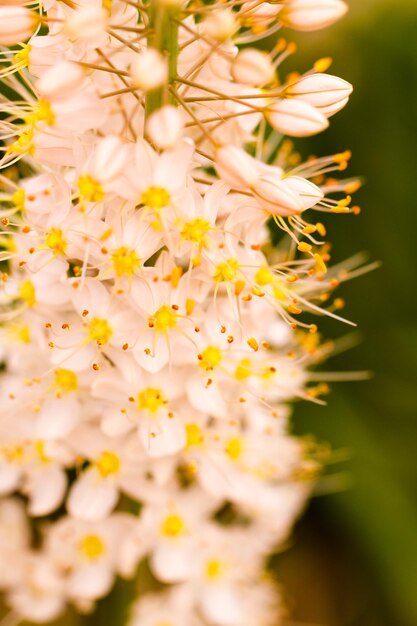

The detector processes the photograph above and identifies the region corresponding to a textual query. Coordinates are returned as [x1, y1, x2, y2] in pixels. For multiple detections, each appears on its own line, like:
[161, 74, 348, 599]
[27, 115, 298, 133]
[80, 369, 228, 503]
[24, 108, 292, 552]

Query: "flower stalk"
[145, 0, 180, 117]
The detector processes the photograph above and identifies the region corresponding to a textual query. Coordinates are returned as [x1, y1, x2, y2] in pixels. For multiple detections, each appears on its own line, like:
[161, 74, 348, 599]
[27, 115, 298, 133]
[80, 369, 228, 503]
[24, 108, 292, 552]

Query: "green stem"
[145, 0, 180, 119]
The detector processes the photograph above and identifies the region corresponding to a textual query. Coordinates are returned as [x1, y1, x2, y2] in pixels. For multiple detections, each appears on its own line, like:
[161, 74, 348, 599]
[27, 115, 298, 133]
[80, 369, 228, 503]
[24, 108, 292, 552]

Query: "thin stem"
[145, 0, 180, 118]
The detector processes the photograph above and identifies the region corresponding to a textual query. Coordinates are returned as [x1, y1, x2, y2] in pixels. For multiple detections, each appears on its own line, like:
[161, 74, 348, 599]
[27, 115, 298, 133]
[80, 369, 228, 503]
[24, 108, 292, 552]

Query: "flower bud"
[240, 1, 282, 27]
[146, 105, 184, 150]
[130, 48, 168, 92]
[0, 0, 31, 5]
[287, 73, 352, 116]
[0, 6, 38, 45]
[232, 49, 275, 87]
[252, 175, 305, 216]
[265, 99, 329, 137]
[284, 176, 324, 210]
[282, 0, 348, 32]
[215, 145, 259, 189]
[37, 62, 85, 101]
[203, 9, 238, 42]
[65, 5, 108, 42]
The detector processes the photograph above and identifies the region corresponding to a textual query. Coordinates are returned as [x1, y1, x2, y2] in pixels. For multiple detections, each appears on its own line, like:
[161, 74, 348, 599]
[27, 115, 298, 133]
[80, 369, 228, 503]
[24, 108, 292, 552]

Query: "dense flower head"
[0, 0, 362, 624]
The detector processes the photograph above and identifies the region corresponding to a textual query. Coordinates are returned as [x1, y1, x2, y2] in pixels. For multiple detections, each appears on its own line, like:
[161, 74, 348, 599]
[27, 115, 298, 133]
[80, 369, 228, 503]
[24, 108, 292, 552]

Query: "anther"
[247, 337, 259, 352]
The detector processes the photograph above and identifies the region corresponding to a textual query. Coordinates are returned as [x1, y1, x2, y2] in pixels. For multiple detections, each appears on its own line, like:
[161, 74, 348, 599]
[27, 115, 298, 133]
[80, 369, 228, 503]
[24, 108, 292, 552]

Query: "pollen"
[53, 368, 78, 394]
[45, 228, 67, 256]
[225, 436, 244, 460]
[161, 513, 185, 538]
[87, 317, 113, 346]
[79, 534, 106, 560]
[140, 186, 171, 210]
[111, 246, 141, 278]
[7, 129, 34, 156]
[199, 346, 222, 370]
[186, 423, 204, 448]
[213, 258, 239, 283]
[205, 559, 223, 580]
[9, 323, 31, 344]
[234, 358, 252, 380]
[13, 45, 31, 69]
[11, 188, 25, 212]
[181, 218, 211, 245]
[151, 305, 177, 333]
[77, 175, 105, 203]
[137, 387, 167, 414]
[96, 450, 121, 477]
[255, 267, 274, 286]
[26, 100, 55, 126]
[19, 280, 36, 307]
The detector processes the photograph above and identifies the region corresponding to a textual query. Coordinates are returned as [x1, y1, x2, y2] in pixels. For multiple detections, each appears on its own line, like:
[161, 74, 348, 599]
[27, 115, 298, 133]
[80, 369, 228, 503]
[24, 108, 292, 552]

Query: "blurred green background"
[276, 1, 417, 625]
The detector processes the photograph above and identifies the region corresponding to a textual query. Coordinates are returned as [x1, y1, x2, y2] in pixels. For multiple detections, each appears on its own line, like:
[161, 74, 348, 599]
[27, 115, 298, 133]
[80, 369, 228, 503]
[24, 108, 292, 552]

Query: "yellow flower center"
[255, 267, 274, 286]
[186, 423, 204, 448]
[53, 368, 78, 394]
[96, 451, 120, 478]
[77, 175, 104, 203]
[161, 514, 185, 538]
[35, 440, 49, 464]
[9, 323, 31, 344]
[140, 186, 171, 210]
[7, 129, 34, 156]
[150, 305, 177, 333]
[13, 45, 31, 69]
[213, 258, 239, 283]
[205, 559, 223, 580]
[137, 387, 167, 414]
[79, 534, 106, 560]
[26, 99, 55, 126]
[225, 436, 244, 461]
[19, 280, 36, 307]
[181, 218, 211, 245]
[45, 227, 67, 256]
[87, 317, 113, 346]
[31, 100, 55, 126]
[11, 188, 25, 212]
[234, 358, 252, 381]
[199, 346, 222, 370]
[111, 246, 141, 278]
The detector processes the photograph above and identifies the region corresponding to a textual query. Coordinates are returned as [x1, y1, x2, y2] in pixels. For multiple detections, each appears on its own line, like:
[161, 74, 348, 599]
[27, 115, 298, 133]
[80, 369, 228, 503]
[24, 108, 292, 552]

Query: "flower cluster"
[0, 1, 359, 624]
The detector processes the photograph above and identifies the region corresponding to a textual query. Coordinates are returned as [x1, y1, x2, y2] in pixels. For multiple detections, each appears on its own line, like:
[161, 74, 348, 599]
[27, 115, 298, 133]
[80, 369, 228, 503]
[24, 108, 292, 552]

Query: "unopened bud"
[215, 145, 259, 189]
[65, 5, 107, 42]
[282, 0, 348, 32]
[0, 6, 38, 45]
[203, 9, 238, 42]
[252, 175, 305, 216]
[265, 99, 329, 137]
[37, 62, 85, 101]
[146, 105, 184, 150]
[232, 49, 275, 87]
[287, 73, 352, 117]
[284, 176, 324, 210]
[130, 48, 168, 92]
[241, 1, 282, 27]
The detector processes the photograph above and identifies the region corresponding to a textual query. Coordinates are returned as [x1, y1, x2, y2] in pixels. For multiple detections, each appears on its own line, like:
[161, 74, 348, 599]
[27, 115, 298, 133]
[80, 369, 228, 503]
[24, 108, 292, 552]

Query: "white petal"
[28, 466, 66, 516]
[67, 471, 118, 521]
[150, 543, 194, 583]
[139, 414, 186, 458]
[68, 564, 113, 601]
